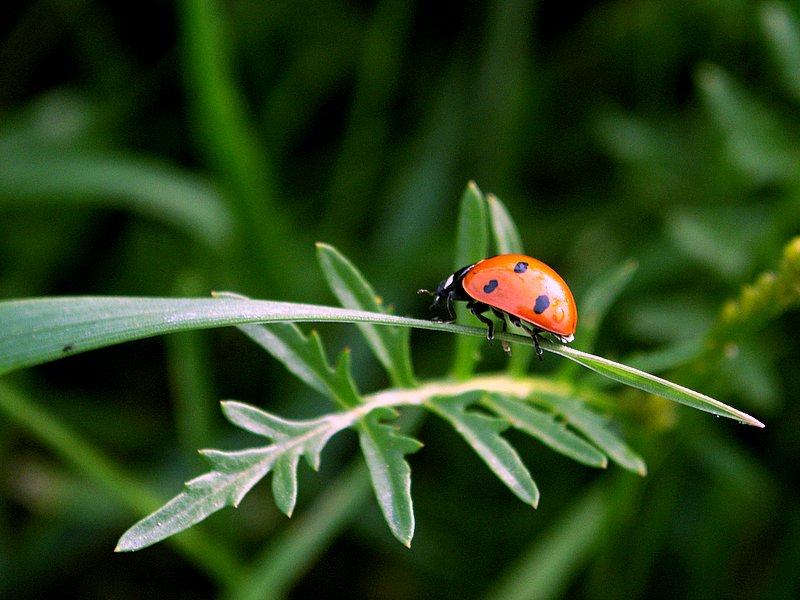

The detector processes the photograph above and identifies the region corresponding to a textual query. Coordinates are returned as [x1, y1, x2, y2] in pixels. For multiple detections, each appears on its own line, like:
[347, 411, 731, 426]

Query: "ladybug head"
[418, 269, 469, 321]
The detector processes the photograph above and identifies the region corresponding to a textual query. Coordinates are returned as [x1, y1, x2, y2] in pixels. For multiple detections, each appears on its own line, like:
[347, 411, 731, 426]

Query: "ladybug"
[419, 254, 577, 359]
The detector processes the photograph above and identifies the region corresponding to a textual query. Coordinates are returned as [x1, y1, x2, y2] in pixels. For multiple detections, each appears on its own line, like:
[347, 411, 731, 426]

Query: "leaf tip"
[114, 537, 138, 553]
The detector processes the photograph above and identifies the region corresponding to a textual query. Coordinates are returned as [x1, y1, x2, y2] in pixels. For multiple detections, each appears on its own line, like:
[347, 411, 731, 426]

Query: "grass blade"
[487, 193, 535, 374]
[451, 181, 490, 378]
[547, 344, 765, 428]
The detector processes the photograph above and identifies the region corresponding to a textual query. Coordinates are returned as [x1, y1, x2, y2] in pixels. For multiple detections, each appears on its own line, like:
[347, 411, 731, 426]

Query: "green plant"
[0, 184, 763, 557]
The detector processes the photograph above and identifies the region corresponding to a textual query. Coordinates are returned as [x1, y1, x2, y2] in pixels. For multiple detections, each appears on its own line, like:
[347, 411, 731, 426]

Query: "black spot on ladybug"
[533, 295, 550, 314]
[483, 279, 499, 294]
[514, 262, 528, 273]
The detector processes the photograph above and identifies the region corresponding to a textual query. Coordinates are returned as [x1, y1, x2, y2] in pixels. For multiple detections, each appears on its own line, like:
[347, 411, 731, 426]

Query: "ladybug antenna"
[417, 288, 433, 296]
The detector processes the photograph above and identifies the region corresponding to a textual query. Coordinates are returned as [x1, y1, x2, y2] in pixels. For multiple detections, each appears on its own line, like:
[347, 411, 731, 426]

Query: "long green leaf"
[487, 193, 524, 255]
[451, 181, 490, 378]
[0, 296, 764, 427]
[0, 149, 234, 247]
[0, 296, 449, 376]
[547, 343, 765, 428]
[316, 242, 415, 387]
[487, 193, 535, 374]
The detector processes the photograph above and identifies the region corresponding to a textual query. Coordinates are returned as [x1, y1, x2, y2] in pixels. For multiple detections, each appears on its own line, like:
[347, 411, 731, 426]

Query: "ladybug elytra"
[419, 254, 577, 359]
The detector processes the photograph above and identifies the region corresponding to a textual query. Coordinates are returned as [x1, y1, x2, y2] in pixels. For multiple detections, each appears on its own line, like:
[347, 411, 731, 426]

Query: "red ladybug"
[419, 254, 577, 359]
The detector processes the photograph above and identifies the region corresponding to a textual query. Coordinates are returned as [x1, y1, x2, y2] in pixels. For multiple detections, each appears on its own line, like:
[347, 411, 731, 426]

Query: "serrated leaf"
[428, 393, 539, 507]
[116, 447, 276, 552]
[316, 242, 415, 387]
[482, 394, 607, 469]
[117, 402, 357, 551]
[452, 182, 490, 379]
[358, 407, 423, 547]
[220, 400, 337, 471]
[220, 300, 361, 409]
[540, 394, 647, 475]
[221, 400, 322, 439]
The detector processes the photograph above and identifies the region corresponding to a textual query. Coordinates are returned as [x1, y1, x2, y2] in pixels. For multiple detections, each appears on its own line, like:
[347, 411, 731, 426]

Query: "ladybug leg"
[519, 322, 544, 361]
[490, 307, 512, 354]
[468, 301, 496, 343]
[440, 295, 457, 323]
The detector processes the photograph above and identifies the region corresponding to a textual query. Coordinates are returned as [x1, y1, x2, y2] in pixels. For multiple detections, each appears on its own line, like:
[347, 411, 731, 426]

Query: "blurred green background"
[1, 0, 799, 598]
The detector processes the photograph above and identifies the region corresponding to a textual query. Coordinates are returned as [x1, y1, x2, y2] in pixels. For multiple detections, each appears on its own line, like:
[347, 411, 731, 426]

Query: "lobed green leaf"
[357, 407, 423, 547]
[428, 393, 539, 507]
[116, 447, 276, 552]
[482, 394, 607, 469]
[537, 393, 647, 475]
[316, 242, 415, 387]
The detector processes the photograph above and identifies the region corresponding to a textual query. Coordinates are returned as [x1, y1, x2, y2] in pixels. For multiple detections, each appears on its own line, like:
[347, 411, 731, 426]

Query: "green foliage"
[0, 188, 763, 557]
[3, 1, 800, 597]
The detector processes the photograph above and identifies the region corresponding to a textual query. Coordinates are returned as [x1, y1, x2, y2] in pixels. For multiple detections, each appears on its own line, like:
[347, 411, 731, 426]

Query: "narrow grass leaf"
[357, 407, 423, 547]
[316, 242, 415, 387]
[452, 182, 490, 378]
[538, 393, 646, 475]
[487, 193, 536, 375]
[0, 295, 471, 376]
[482, 394, 607, 469]
[547, 343, 765, 428]
[760, 1, 800, 102]
[428, 394, 539, 507]
[487, 193, 524, 255]
[0, 149, 234, 247]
